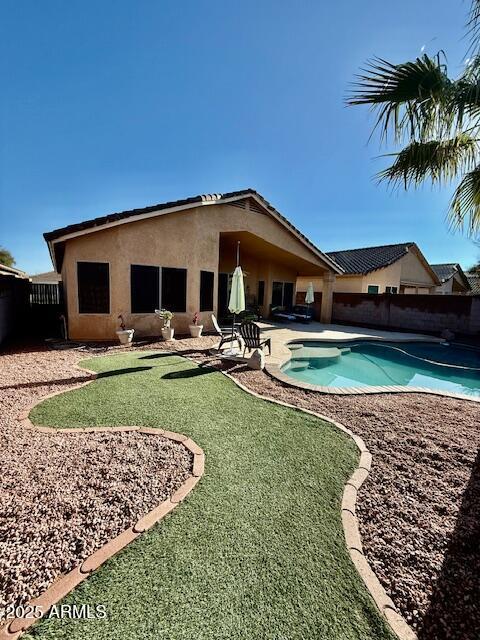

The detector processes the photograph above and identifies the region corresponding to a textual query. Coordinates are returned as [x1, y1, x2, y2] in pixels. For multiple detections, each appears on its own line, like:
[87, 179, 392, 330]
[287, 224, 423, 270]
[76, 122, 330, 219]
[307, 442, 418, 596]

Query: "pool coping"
[265, 337, 480, 403]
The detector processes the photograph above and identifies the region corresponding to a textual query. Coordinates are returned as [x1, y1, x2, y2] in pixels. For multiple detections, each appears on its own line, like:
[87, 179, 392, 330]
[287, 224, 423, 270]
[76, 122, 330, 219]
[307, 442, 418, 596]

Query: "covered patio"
[218, 231, 337, 323]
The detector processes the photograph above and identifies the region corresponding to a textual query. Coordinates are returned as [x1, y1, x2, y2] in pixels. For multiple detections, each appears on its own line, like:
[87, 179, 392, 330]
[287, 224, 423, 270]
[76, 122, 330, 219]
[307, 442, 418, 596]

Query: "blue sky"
[1, 0, 479, 274]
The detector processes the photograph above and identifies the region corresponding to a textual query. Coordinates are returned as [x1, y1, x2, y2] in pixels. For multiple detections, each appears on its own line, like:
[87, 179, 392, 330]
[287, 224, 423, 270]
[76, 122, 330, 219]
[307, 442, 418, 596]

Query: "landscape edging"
[215, 366, 418, 640]
[0, 362, 204, 640]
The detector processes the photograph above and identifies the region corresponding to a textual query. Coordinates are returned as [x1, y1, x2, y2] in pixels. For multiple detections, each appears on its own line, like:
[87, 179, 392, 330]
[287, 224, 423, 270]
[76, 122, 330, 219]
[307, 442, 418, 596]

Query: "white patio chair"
[211, 314, 241, 352]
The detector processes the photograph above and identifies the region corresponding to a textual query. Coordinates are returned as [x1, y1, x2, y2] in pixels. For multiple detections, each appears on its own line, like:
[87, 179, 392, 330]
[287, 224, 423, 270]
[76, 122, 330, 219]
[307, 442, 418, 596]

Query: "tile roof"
[431, 262, 471, 290]
[43, 189, 342, 274]
[43, 191, 238, 243]
[326, 243, 414, 275]
[30, 271, 62, 283]
[467, 273, 480, 295]
[430, 263, 459, 283]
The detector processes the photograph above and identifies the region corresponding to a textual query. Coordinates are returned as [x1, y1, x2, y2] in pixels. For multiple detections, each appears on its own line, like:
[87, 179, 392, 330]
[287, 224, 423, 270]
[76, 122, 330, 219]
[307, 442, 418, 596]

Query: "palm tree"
[348, 0, 480, 236]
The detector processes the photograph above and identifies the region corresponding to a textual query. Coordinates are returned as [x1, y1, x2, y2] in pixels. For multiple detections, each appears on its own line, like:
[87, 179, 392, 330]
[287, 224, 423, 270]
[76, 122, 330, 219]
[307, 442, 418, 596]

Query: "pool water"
[281, 341, 480, 397]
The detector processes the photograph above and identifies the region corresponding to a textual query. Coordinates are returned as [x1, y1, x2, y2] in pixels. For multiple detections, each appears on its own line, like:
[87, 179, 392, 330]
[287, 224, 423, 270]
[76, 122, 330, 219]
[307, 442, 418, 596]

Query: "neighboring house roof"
[326, 242, 410, 273]
[31, 271, 62, 284]
[326, 242, 440, 285]
[431, 263, 457, 282]
[430, 263, 471, 290]
[0, 263, 29, 279]
[466, 273, 480, 295]
[44, 189, 342, 274]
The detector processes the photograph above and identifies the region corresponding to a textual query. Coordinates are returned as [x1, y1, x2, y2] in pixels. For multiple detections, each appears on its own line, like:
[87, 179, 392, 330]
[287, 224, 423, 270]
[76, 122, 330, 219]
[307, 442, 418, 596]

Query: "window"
[283, 282, 294, 307]
[131, 265, 160, 313]
[77, 262, 110, 314]
[200, 270, 214, 312]
[257, 281, 265, 306]
[272, 281, 294, 307]
[386, 286, 398, 294]
[162, 267, 187, 312]
[272, 281, 283, 307]
[218, 273, 229, 317]
[367, 285, 379, 294]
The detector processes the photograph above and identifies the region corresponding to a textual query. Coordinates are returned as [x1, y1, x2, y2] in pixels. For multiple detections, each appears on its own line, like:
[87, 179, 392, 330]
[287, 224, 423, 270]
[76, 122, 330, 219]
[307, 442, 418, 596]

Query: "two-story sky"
[1, 0, 478, 274]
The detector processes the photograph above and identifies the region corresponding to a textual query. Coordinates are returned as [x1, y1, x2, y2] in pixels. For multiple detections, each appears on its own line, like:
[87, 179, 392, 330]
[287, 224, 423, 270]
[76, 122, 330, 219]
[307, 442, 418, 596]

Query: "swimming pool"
[281, 341, 480, 397]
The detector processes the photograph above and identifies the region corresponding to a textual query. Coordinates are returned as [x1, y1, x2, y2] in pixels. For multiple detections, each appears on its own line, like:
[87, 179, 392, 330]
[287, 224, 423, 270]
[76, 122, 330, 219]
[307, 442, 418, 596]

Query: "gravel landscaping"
[0, 344, 192, 622]
[23, 348, 394, 640]
[1, 335, 479, 640]
[215, 358, 479, 640]
[113, 336, 480, 640]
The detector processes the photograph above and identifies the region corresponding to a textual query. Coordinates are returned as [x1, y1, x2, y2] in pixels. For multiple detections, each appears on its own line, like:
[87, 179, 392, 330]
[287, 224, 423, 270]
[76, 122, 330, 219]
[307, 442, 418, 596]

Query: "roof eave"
[45, 190, 344, 275]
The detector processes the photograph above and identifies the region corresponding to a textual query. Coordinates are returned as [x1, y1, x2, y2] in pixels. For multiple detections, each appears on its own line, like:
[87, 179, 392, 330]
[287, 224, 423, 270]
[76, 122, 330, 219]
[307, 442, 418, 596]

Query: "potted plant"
[116, 314, 134, 345]
[189, 311, 203, 338]
[155, 309, 175, 341]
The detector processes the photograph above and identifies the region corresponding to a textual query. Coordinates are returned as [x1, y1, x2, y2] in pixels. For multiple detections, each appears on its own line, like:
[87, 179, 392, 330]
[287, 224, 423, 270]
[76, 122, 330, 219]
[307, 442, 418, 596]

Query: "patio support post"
[320, 272, 335, 323]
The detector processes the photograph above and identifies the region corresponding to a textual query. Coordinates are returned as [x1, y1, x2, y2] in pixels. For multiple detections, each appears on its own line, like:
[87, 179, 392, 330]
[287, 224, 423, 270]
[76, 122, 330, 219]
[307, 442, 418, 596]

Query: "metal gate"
[29, 283, 65, 338]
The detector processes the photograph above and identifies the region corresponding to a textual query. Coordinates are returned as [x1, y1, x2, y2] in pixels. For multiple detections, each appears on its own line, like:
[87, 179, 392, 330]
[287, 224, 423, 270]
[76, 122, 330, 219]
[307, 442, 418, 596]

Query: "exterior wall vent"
[249, 199, 266, 215]
[231, 200, 247, 209]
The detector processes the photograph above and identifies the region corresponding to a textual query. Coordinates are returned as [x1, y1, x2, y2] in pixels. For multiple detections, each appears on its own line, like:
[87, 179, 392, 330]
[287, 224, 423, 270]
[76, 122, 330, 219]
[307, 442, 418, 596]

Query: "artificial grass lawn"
[28, 352, 395, 640]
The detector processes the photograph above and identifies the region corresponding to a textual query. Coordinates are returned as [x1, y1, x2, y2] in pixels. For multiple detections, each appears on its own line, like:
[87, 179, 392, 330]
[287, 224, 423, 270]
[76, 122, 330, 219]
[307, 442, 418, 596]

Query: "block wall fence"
[331, 293, 480, 337]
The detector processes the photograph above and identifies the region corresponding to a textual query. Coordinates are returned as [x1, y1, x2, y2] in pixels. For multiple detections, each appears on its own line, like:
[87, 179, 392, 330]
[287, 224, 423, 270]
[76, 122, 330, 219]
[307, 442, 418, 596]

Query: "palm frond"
[452, 59, 480, 127]
[377, 134, 479, 189]
[347, 54, 451, 142]
[467, 0, 480, 54]
[450, 166, 480, 233]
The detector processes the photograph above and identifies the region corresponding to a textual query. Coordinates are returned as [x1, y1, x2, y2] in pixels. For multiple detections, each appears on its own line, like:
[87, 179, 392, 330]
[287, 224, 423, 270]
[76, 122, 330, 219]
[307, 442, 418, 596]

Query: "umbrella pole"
[231, 241, 240, 352]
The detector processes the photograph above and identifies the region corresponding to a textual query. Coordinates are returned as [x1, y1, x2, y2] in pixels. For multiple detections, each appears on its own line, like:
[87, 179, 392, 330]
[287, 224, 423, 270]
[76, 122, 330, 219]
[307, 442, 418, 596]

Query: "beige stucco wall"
[297, 275, 364, 293]
[398, 250, 436, 289]
[359, 261, 402, 293]
[297, 266, 401, 294]
[298, 249, 437, 295]
[434, 273, 468, 295]
[61, 201, 332, 340]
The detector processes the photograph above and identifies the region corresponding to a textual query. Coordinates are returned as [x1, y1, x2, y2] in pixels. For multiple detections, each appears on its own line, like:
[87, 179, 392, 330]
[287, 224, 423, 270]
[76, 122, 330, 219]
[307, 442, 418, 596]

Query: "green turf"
[27, 351, 394, 640]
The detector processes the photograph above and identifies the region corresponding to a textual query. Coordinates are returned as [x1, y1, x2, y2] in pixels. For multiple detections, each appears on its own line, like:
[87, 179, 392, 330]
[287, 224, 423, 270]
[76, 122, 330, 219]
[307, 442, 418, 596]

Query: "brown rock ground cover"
[0, 344, 192, 621]
[2, 335, 479, 639]
[143, 336, 480, 640]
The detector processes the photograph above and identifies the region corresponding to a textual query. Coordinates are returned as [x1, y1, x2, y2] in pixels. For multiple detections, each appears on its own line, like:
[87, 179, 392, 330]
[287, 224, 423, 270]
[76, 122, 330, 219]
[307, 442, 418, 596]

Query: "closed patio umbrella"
[227, 265, 245, 354]
[305, 281, 314, 305]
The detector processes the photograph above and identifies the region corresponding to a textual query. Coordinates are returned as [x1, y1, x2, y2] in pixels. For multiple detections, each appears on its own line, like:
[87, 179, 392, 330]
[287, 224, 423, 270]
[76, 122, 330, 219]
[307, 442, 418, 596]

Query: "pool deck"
[257, 322, 479, 402]
[258, 321, 443, 367]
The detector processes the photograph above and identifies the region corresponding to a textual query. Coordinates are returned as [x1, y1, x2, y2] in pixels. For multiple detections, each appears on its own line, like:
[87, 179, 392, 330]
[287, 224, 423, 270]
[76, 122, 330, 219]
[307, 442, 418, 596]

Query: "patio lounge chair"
[291, 305, 315, 323]
[270, 306, 296, 322]
[211, 314, 241, 351]
[239, 321, 272, 356]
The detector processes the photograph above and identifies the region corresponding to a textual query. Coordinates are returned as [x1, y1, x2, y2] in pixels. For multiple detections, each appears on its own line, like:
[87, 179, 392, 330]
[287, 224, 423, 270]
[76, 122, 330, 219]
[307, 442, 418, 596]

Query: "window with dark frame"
[367, 285, 379, 294]
[283, 282, 294, 308]
[386, 286, 398, 294]
[200, 270, 214, 312]
[162, 267, 187, 312]
[257, 280, 265, 306]
[77, 262, 110, 314]
[131, 265, 160, 313]
[272, 281, 283, 307]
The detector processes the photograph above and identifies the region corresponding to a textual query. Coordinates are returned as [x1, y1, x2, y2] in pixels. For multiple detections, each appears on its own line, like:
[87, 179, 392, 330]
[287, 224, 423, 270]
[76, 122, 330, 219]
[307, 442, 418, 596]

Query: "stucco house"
[297, 242, 440, 296]
[44, 189, 341, 340]
[30, 271, 62, 284]
[467, 272, 480, 295]
[430, 263, 471, 295]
